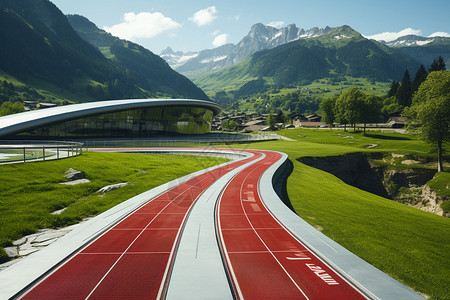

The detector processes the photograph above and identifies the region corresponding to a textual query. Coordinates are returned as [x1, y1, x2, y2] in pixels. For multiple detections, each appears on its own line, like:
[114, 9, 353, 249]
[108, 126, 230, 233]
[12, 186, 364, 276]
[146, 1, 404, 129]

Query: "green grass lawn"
[0, 152, 228, 256]
[238, 129, 449, 299]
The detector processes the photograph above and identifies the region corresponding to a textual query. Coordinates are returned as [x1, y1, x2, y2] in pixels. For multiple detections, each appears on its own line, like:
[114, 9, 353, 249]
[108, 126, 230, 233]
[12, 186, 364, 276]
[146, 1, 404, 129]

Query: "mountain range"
[0, 0, 207, 103]
[0, 0, 448, 107]
[67, 14, 208, 100]
[162, 23, 450, 78]
[192, 26, 423, 96]
[381, 35, 450, 67]
[160, 24, 332, 75]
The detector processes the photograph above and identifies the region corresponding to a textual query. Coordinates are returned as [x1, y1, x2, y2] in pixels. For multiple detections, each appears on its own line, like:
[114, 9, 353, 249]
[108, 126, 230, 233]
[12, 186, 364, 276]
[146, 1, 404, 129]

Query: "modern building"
[0, 99, 221, 139]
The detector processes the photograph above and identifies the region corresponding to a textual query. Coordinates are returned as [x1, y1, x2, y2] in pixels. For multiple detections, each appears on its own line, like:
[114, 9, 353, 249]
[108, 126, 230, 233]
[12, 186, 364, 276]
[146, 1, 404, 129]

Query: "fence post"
[23, 147, 26, 163]
[57, 146, 59, 159]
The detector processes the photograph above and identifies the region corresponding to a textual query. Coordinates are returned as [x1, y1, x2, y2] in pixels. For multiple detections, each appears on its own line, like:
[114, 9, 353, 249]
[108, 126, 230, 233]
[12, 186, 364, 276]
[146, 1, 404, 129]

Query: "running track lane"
[19, 151, 260, 299]
[217, 150, 367, 299]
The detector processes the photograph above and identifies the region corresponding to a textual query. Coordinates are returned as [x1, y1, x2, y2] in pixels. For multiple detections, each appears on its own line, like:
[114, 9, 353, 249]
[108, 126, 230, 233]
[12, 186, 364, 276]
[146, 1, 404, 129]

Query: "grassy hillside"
[223, 77, 391, 114]
[0, 152, 228, 254]
[0, 0, 209, 106]
[67, 15, 209, 100]
[192, 26, 419, 100]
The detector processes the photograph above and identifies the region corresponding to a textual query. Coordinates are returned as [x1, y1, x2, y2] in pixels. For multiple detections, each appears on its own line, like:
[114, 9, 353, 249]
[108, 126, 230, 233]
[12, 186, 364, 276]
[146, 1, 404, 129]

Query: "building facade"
[0, 99, 221, 139]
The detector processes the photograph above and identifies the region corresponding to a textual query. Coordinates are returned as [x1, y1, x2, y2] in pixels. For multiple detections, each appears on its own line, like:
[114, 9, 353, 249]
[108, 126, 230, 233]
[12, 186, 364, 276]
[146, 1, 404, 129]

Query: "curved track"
[1, 147, 422, 300]
[217, 150, 365, 299]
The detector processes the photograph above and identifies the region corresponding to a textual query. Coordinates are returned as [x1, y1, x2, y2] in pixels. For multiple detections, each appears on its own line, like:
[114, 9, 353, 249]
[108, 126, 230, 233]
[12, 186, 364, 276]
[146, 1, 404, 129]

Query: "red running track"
[20, 150, 259, 299]
[18, 148, 367, 299]
[217, 150, 367, 299]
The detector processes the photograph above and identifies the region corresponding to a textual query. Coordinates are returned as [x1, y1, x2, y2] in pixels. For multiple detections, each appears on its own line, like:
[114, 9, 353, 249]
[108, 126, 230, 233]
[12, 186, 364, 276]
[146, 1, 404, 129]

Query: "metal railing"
[0, 140, 83, 164]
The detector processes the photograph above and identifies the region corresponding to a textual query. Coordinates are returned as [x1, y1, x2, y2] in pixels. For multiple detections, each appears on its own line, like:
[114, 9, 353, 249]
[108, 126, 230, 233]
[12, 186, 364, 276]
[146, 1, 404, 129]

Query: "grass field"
[0, 152, 228, 257]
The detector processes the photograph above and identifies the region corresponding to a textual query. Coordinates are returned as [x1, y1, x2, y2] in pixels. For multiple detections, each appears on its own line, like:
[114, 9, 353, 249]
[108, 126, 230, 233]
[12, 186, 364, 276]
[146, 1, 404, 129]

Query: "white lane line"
[238, 153, 310, 300]
[221, 228, 283, 231]
[80, 252, 171, 255]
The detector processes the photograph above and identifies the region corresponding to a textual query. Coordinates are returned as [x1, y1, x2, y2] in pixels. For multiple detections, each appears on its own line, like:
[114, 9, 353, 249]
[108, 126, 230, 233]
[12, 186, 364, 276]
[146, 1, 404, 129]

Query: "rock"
[64, 168, 85, 181]
[31, 230, 68, 244]
[51, 207, 67, 215]
[96, 182, 129, 193]
[4, 247, 18, 258]
[59, 179, 90, 185]
[12, 237, 27, 246]
[422, 185, 448, 217]
[365, 144, 379, 149]
[401, 160, 420, 165]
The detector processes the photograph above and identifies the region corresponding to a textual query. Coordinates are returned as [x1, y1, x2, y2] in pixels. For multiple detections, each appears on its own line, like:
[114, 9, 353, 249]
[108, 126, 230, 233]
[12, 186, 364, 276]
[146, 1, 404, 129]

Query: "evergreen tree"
[396, 70, 412, 107]
[429, 56, 446, 72]
[412, 65, 428, 93]
[275, 110, 286, 124]
[267, 110, 276, 130]
[387, 80, 399, 98]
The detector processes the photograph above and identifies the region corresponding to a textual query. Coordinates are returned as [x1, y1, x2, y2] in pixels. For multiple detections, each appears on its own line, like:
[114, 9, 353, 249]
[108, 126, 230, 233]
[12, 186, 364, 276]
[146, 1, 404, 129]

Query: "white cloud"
[234, 14, 241, 21]
[267, 21, 285, 28]
[366, 28, 422, 42]
[211, 29, 220, 36]
[190, 6, 217, 26]
[428, 32, 450, 38]
[104, 12, 180, 41]
[212, 34, 228, 47]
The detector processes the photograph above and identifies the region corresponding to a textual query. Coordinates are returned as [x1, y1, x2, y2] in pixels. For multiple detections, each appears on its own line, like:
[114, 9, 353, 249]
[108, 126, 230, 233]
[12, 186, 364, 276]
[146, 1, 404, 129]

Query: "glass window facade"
[15, 106, 213, 139]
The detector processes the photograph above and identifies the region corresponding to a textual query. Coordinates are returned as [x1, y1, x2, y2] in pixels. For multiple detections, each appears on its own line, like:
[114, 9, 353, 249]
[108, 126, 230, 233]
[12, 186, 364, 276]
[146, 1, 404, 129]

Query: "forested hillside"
[193, 26, 420, 97]
[0, 0, 208, 107]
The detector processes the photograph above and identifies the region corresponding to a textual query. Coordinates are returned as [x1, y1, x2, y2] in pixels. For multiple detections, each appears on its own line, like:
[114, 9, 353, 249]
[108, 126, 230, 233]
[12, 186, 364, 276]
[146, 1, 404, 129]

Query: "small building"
[386, 117, 405, 128]
[386, 110, 405, 128]
[299, 121, 325, 128]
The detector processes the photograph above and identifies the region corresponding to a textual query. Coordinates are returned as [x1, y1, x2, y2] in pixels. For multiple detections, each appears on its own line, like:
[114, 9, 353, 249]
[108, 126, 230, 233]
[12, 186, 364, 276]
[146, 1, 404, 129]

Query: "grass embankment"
[0, 152, 228, 261]
[242, 129, 449, 299]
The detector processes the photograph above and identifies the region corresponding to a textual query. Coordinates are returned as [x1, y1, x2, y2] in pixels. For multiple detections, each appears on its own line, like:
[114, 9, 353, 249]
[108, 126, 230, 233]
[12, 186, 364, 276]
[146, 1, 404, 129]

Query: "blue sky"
[50, 0, 450, 54]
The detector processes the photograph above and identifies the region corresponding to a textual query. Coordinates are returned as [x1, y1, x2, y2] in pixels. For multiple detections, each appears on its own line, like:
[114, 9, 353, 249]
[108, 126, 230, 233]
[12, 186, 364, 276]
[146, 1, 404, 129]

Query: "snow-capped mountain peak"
[161, 23, 332, 74]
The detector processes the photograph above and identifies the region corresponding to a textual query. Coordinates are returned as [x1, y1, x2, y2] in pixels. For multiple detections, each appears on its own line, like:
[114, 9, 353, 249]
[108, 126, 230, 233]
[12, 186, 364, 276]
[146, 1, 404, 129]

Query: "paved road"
[1, 148, 423, 299]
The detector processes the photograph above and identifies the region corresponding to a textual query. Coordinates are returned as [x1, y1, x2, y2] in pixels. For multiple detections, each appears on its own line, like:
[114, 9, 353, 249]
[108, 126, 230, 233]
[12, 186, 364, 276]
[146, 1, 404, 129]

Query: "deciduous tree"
[335, 87, 365, 132]
[403, 71, 450, 172]
[319, 97, 337, 127]
[361, 95, 381, 135]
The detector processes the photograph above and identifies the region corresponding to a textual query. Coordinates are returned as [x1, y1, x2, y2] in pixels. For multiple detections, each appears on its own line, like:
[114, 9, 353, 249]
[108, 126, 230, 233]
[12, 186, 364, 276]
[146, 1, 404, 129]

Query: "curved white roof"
[0, 99, 221, 137]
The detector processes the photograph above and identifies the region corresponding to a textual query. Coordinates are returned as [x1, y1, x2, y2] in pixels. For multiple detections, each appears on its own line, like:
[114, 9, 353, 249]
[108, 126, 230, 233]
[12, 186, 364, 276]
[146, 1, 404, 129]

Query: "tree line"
[382, 56, 446, 115]
[320, 64, 449, 172]
[321, 56, 447, 132]
[319, 87, 380, 134]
